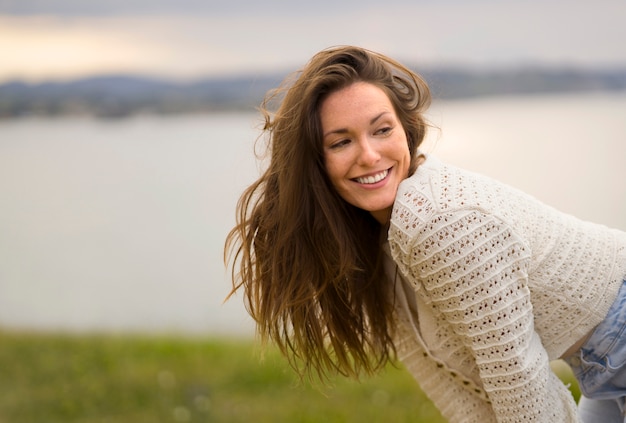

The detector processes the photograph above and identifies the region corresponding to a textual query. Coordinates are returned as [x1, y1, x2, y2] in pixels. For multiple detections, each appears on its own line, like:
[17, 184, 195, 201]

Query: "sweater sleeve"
[392, 272, 498, 423]
[390, 204, 579, 422]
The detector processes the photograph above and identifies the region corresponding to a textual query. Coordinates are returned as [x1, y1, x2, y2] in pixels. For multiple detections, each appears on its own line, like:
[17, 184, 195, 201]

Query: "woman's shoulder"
[391, 156, 476, 239]
[391, 155, 538, 238]
[397, 155, 501, 211]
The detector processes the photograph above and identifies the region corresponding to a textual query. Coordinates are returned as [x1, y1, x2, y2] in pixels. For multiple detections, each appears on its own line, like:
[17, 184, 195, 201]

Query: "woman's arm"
[391, 206, 579, 422]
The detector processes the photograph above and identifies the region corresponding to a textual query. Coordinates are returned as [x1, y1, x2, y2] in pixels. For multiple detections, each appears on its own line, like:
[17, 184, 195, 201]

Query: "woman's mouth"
[354, 168, 390, 185]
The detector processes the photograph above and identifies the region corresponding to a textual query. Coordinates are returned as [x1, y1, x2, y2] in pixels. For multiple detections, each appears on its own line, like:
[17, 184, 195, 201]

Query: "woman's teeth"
[355, 169, 389, 184]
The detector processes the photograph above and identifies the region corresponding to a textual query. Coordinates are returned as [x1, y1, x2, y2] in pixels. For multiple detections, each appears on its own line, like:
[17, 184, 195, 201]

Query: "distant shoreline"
[1, 66, 625, 119]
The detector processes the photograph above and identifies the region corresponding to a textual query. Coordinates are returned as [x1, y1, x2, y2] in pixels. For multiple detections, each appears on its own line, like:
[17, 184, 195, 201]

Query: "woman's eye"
[330, 139, 350, 149]
[376, 127, 392, 136]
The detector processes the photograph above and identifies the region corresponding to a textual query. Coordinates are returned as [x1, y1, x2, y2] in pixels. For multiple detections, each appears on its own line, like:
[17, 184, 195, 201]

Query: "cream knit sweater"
[386, 155, 626, 422]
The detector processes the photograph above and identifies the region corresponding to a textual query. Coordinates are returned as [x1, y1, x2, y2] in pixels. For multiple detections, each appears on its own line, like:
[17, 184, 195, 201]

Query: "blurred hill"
[1, 66, 625, 118]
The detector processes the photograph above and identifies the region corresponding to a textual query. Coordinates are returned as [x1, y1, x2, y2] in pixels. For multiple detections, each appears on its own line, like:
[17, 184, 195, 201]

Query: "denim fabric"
[565, 279, 626, 407]
[578, 396, 626, 423]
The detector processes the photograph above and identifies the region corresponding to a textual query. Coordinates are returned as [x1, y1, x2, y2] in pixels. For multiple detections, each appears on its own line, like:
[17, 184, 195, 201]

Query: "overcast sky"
[1, 0, 625, 82]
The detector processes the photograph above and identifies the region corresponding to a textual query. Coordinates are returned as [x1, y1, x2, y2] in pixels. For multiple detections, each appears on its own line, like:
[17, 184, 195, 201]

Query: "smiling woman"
[225, 45, 626, 423]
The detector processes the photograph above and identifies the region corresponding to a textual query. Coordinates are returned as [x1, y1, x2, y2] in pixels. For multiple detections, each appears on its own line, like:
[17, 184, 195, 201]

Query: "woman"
[225, 45, 626, 422]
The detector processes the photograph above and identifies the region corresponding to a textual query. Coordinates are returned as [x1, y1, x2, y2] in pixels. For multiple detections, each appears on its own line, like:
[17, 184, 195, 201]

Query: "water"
[0, 113, 262, 337]
[1, 92, 625, 337]
[423, 92, 626, 228]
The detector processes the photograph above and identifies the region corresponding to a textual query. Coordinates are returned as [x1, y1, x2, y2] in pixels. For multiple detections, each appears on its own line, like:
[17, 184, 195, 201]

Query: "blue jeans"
[565, 279, 626, 422]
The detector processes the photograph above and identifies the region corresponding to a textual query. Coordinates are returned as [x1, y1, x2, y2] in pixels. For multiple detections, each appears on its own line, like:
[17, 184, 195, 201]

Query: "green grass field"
[0, 330, 579, 422]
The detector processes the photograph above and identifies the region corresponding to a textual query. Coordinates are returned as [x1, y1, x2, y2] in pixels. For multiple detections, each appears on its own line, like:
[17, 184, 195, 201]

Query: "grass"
[0, 329, 579, 422]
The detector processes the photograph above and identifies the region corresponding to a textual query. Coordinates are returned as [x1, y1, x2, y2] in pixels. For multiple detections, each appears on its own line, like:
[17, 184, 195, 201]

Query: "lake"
[1, 91, 625, 337]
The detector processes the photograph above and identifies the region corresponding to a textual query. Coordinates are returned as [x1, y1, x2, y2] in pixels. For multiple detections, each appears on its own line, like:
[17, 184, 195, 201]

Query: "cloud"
[1, 0, 228, 16]
[0, 0, 431, 16]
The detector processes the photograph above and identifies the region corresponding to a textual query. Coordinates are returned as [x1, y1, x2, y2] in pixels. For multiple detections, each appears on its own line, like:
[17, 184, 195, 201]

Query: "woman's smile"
[353, 168, 390, 185]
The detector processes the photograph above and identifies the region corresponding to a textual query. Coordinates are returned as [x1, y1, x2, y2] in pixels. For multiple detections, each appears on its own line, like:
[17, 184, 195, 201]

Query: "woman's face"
[320, 82, 411, 224]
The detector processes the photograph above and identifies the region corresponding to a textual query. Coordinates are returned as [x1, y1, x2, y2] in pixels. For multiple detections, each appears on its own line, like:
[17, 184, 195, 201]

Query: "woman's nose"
[356, 138, 381, 166]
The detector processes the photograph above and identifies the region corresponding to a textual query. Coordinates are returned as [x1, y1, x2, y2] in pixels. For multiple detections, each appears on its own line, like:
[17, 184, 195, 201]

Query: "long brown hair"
[225, 46, 431, 380]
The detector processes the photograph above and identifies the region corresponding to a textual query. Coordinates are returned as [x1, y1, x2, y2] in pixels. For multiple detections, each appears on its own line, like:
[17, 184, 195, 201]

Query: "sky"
[0, 0, 625, 82]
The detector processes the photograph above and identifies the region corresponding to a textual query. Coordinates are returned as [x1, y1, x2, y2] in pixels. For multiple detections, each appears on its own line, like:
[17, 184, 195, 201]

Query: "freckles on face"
[320, 82, 410, 224]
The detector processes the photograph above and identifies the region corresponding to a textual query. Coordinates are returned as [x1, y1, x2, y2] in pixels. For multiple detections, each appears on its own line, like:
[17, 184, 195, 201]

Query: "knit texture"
[387, 155, 626, 422]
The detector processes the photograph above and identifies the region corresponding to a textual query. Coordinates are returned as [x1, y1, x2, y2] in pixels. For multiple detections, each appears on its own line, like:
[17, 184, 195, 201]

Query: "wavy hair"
[225, 46, 431, 380]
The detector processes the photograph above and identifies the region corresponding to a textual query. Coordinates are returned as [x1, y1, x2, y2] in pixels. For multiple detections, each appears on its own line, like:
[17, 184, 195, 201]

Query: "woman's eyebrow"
[370, 111, 390, 125]
[323, 111, 391, 138]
